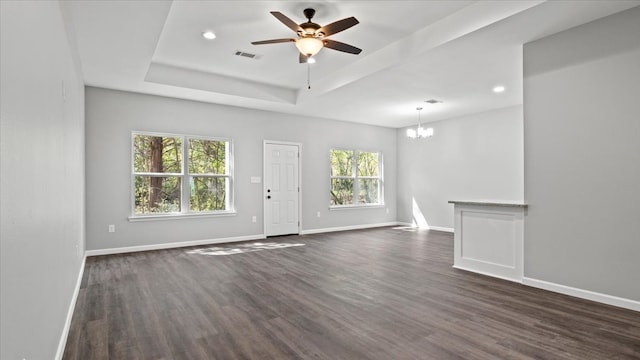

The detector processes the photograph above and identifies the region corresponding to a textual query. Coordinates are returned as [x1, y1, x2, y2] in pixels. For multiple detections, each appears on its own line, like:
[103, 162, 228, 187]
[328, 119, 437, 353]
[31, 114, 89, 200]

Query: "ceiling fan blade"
[251, 38, 296, 45]
[319, 17, 359, 37]
[270, 11, 303, 33]
[323, 39, 362, 54]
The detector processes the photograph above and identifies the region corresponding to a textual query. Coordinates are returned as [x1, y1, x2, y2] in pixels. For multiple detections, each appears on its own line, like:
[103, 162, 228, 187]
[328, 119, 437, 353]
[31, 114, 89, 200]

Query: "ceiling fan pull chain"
[307, 61, 311, 90]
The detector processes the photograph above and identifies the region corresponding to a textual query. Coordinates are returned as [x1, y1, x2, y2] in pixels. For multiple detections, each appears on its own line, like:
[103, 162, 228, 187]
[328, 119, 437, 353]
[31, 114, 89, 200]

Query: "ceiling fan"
[251, 8, 362, 63]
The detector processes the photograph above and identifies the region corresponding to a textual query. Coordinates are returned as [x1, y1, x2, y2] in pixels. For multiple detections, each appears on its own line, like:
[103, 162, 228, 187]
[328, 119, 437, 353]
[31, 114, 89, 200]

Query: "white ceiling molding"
[61, 0, 640, 127]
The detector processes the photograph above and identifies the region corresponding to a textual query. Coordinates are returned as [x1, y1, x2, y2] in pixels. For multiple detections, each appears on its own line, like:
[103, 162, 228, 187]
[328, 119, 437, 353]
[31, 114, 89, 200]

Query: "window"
[330, 149, 382, 207]
[132, 132, 233, 217]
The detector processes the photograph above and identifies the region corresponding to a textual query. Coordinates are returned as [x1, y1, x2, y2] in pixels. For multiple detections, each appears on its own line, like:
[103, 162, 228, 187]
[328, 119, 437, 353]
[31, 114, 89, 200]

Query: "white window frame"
[329, 148, 384, 209]
[129, 131, 235, 221]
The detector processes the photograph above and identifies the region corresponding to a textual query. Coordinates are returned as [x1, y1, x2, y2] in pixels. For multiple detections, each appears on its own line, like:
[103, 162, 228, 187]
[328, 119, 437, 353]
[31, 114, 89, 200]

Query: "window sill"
[329, 204, 385, 211]
[128, 211, 237, 222]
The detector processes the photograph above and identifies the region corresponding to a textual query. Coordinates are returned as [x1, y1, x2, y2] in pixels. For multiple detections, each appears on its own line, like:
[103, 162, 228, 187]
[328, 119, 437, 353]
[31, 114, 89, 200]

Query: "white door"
[264, 142, 300, 236]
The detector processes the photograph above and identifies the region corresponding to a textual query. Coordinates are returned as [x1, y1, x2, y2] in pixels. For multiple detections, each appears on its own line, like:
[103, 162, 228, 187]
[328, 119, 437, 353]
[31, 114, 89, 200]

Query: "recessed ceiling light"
[493, 85, 505, 93]
[202, 31, 216, 40]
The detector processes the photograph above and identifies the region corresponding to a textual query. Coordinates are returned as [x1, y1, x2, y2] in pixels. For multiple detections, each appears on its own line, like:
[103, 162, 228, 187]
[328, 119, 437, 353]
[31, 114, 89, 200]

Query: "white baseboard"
[453, 265, 521, 283]
[429, 226, 454, 233]
[523, 277, 640, 312]
[85, 223, 451, 255]
[392, 223, 454, 233]
[55, 255, 86, 360]
[300, 222, 400, 235]
[85, 234, 266, 257]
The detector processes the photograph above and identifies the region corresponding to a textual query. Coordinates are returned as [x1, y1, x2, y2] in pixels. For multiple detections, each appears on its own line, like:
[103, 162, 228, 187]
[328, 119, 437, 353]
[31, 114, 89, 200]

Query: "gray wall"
[0, 2, 86, 359]
[85, 87, 397, 251]
[524, 7, 640, 300]
[397, 106, 524, 229]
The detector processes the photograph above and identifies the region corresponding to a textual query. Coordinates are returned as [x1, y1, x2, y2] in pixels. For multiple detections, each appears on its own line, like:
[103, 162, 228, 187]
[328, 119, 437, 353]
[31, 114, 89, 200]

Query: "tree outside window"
[330, 149, 382, 207]
[132, 133, 233, 216]
[188, 138, 229, 212]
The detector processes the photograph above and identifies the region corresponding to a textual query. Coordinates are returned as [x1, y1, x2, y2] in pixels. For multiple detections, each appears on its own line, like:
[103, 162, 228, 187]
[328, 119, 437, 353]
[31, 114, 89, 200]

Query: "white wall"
[0, 2, 85, 359]
[396, 106, 524, 230]
[523, 6, 640, 301]
[85, 87, 397, 251]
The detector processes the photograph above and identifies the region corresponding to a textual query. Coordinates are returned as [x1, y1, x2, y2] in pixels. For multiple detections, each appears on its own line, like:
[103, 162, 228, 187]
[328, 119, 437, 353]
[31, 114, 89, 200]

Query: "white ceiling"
[61, 0, 640, 128]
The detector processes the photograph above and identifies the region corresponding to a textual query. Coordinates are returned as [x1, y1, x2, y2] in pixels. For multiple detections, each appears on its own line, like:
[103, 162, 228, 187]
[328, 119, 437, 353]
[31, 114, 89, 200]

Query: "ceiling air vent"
[234, 50, 262, 60]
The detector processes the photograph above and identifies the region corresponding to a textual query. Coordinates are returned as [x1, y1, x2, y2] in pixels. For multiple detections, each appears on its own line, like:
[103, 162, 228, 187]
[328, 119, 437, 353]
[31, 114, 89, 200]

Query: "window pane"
[190, 177, 227, 212]
[134, 176, 181, 214]
[358, 179, 380, 204]
[189, 139, 227, 174]
[133, 135, 182, 173]
[330, 149, 354, 176]
[330, 178, 353, 206]
[357, 151, 379, 177]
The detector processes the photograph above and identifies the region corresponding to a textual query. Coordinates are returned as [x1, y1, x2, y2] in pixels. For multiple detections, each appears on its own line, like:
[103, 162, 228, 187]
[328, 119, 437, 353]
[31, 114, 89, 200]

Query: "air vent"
[425, 99, 443, 104]
[234, 50, 262, 60]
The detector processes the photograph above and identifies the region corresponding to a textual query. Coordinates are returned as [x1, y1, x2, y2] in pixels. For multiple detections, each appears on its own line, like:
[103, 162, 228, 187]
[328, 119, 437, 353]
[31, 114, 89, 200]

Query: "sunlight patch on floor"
[186, 242, 305, 256]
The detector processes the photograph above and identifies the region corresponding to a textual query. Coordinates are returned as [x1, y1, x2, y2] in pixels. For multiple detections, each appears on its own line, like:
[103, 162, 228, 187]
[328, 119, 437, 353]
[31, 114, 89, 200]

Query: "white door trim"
[263, 140, 302, 236]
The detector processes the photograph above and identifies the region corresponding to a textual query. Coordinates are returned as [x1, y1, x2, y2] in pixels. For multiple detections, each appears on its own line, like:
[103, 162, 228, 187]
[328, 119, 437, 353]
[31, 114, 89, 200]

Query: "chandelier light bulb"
[418, 127, 434, 138]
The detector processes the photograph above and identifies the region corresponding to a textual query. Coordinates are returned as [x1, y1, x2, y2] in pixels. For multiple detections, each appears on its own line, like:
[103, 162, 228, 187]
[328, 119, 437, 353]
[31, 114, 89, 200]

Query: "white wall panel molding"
[451, 202, 526, 283]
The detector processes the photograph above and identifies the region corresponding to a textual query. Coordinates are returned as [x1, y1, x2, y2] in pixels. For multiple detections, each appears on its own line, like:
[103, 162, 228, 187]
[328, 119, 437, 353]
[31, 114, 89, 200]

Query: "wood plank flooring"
[63, 227, 640, 359]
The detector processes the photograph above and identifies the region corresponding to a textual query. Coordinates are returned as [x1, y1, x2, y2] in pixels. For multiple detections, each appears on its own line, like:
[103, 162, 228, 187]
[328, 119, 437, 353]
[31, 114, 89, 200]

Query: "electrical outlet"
[108, 224, 115, 233]
[252, 216, 257, 223]
[317, 211, 321, 218]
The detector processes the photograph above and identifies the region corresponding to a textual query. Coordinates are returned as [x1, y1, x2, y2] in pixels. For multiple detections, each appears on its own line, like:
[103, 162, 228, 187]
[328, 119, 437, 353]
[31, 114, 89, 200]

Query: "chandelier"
[406, 107, 434, 139]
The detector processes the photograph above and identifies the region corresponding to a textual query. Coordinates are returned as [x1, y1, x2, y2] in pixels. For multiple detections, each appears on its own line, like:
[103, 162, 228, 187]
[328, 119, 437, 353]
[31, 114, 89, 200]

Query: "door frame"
[263, 140, 302, 236]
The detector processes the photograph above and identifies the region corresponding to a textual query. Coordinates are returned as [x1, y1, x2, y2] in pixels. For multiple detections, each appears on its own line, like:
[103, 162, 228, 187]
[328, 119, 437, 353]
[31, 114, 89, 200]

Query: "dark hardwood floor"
[64, 227, 640, 359]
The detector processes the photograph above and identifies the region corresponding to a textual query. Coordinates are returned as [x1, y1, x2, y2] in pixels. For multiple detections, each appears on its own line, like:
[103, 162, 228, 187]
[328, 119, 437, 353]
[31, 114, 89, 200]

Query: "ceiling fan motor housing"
[299, 9, 323, 37]
[299, 22, 321, 37]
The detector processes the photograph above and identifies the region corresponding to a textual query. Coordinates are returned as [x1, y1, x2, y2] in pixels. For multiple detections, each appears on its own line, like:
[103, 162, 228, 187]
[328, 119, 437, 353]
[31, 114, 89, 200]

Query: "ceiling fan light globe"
[295, 37, 323, 57]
